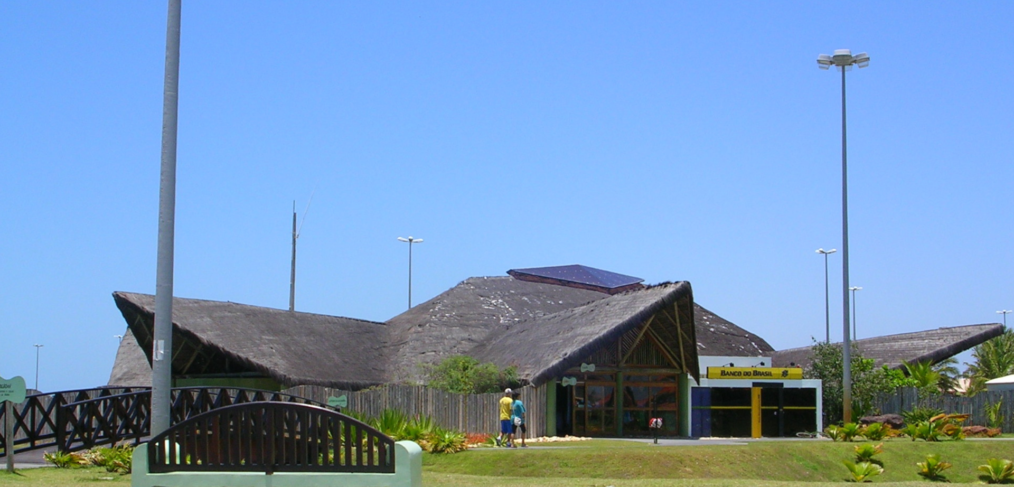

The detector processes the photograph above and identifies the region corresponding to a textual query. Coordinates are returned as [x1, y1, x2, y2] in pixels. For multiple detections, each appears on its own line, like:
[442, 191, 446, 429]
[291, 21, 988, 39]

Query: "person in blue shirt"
[510, 391, 527, 448]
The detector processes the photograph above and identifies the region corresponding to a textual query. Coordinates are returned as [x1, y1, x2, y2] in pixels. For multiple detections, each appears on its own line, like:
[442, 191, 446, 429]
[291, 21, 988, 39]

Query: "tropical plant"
[421, 355, 519, 394]
[91, 445, 134, 473]
[841, 422, 862, 442]
[903, 360, 941, 394]
[843, 460, 884, 483]
[986, 398, 1005, 430]
[902, 406, 943, 425]
[824, 424, 844, 442]
[860, 422, 892, 441]
[909, 413, 968, 442]
[402, 414, 437, 442]
[369, 408, 409, 439]
[806, 341, 895, 425]
[900, 423, 919, 441]
[916, 453, 952, 481]
[421, 427, 467, 454]
[932, 357, 962, 393]
[853, 443, 883, 464]
[965, 330, 1014, 396]
[43, 450, 88, 468]
[978, 458, 1014, 484]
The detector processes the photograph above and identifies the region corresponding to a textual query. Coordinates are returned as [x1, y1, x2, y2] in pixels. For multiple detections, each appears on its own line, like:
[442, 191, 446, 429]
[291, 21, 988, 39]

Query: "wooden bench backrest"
[147, 402, 394, 474]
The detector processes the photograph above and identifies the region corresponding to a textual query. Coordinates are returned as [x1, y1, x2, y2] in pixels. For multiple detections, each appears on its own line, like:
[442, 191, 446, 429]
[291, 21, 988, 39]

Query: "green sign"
[327, 395, 347, 408]
[0, 376, 26, 403]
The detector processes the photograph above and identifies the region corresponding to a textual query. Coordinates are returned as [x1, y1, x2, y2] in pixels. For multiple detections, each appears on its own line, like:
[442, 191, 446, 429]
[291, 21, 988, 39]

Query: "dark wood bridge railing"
[0, 387, 333, 457]
[147, 402, 394, 474]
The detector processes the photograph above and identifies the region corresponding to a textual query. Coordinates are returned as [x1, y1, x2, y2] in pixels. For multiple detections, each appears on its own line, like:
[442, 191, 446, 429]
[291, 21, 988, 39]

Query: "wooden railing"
[147, 402, 394, 474]
[0, 387, 332, 457]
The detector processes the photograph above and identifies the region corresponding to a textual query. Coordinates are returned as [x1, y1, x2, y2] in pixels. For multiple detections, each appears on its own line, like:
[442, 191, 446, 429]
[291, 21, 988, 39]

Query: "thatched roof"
[470, 282, 700, 384]
[108, 328, 152, 387]
[770, 323, 1005, 370]
[113, 292, 391, 389]
[384, 276, 609, 383]
[694, 303, 774, 357]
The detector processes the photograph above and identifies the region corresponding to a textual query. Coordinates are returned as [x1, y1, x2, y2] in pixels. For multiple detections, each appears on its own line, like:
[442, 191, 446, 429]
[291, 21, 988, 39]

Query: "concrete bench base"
[131, 440, 422, 487]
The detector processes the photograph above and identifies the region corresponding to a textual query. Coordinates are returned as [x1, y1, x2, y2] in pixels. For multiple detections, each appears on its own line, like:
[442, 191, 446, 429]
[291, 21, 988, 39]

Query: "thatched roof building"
[113, 292, 390, 389]
[110, 268, 705, 389]
[769, 323, 1005, 370]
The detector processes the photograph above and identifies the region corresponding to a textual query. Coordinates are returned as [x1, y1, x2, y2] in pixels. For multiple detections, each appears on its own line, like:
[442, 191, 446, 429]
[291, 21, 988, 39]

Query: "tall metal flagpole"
[152, 0, 182, 437]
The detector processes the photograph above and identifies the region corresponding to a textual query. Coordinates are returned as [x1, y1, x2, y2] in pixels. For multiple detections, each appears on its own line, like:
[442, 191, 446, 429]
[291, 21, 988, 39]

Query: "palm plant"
[843, 460, 884, 482]
[917, 453, 952, 481]
[978, 458, 1014, 484]
[932, 357, 961, 393]
[860, 422, 892, 441]
[841, 422, 862, 442]
[903, 360, 941, 393]
[853, 443, 883, 464]
[965, 330, 1014, 396]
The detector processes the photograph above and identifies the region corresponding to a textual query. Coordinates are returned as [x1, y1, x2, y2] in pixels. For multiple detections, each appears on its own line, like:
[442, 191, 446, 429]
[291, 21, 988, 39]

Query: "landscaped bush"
[824, 424, 844, 442]
[902, 406, 944, 425]
[860, 422, 893, 441]
[43, 451, 88, 468]
[978, 458, 1014, 484]
[842, 460, 884, 482]
[840, 422, 862, 442]
[916, 453, 952, 481]
[903, 413, 968, 441]
[853, 443, 883, 465]
[43, 444, 132, 473]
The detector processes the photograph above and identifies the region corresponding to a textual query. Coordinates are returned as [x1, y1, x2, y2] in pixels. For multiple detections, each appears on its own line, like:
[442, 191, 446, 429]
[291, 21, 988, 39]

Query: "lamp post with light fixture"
[397, 236, 423, 309]
[849, 286, 862, 340]
[33, 344, 43, 391]
[816, 248, 836, 343]
[817, 48, 869, 424]
[998, 310, 1011, 328]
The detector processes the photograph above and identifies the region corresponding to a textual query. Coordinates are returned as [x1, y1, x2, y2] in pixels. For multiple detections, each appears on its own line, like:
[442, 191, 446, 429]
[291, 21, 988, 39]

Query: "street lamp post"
[33, 344, 43, 391]
[818, 48, 869, 424]
[997, 310, 1012, 328]
[850, 286, 862, 340]
[397, 236, 423, 309]
[816, 248, 837, 343]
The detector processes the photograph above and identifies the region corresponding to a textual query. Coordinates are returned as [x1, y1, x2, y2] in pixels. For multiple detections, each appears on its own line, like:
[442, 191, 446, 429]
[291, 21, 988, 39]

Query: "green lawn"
[2, 438, 1013, 486]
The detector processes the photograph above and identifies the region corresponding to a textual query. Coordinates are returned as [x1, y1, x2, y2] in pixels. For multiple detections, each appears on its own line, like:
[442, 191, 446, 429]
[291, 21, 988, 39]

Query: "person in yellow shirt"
[497, 388, 514, 447]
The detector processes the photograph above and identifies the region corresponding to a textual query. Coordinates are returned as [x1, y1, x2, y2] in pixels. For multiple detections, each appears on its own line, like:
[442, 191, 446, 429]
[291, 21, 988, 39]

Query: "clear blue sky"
[2, 2, 1011, 392]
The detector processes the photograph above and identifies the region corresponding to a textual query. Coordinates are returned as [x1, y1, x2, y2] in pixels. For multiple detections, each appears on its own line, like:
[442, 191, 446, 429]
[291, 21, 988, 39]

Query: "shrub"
[986, 399, 1005, 430]
[902, 406, 944, 425]
[841, 422, 862, 442]
[93, 445, 134, 474]
[916, 453, 952, 481]
[978, 458, 1014, 484]
[825, 424, 844, 442]
[853, 443, 883, 464]
[419, 426, 467, 454]
[843, 460, 884, 482]
[43, 451, 88, 468]
[908, 413, 968, 442]
[860, 422, 892, 441]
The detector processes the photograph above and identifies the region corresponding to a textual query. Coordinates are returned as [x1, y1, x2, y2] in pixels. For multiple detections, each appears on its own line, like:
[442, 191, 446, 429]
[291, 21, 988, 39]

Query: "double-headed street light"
[818, 48, 870, 424]
[849, 286, 863, 339]
[397, 236, 423, 309]
[997, 310, 1012, 328]
[816, 248, 837, 343]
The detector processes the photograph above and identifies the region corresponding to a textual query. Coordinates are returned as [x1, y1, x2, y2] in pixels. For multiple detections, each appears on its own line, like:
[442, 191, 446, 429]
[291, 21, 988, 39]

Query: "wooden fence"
[282, 385, 547, 438]
[873, 388, 1014, 432]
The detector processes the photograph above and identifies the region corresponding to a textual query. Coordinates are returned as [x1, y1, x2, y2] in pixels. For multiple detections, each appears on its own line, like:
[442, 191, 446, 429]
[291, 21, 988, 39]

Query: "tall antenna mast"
[289, 201, 297, 311]
[288, 187, 316, 312]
